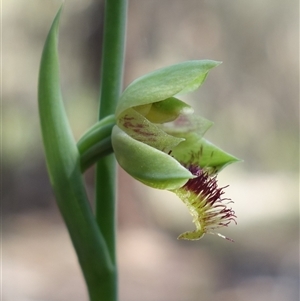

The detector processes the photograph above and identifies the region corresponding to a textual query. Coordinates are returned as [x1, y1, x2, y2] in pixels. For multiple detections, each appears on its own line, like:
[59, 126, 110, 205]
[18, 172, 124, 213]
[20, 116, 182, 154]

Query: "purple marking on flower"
[133, 128, 156, 136]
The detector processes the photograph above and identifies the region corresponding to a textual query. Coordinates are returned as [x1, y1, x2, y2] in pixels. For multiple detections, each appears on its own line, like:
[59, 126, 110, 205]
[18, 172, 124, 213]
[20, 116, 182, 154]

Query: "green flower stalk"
[111, 60, 239, 240]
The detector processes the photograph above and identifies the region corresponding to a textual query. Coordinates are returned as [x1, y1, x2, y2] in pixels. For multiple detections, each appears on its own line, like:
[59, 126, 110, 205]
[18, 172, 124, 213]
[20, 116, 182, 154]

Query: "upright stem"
[98, 0, 127, 120]
[95, 0, 127, 298]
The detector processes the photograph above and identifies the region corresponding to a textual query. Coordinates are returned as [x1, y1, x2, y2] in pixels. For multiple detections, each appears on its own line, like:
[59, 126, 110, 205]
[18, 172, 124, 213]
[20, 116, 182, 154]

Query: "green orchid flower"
[111, 60, 239, 241]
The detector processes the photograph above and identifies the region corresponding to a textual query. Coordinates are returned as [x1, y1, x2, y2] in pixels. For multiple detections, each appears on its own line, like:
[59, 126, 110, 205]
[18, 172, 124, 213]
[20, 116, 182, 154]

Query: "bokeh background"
[3, 0, 299, 301]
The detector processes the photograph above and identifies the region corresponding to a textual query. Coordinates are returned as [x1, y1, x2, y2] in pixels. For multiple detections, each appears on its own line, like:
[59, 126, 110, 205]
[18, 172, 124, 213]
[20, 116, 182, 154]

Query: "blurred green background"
[3, 1, 299, 301]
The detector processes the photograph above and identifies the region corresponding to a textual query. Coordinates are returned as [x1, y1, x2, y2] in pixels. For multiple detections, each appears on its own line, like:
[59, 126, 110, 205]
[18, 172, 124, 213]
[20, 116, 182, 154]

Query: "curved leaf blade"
[38, 7, 113, 299]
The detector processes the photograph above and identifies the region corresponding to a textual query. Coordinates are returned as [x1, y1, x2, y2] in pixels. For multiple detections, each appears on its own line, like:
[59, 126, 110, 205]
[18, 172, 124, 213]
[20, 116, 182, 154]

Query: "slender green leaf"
[38, 7, 114, 301]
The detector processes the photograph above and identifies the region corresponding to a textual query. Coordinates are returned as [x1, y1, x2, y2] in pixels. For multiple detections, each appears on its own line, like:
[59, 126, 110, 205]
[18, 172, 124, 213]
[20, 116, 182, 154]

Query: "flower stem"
[95, 0, 127, 299]
[77, 115, 116, 171]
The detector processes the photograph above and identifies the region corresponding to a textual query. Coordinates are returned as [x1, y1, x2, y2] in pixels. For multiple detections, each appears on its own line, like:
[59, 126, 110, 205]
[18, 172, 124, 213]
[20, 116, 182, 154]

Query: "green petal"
[112, 126, 194, 190]
[171, 134, 240, 173]
[116, 60, 221, 117]
[177, 231, 205, 240]
[163, 114, 213, 138]
[117, 108, 184, 153]
[176, 72, 209, 96]
[142, 97, 193, 124]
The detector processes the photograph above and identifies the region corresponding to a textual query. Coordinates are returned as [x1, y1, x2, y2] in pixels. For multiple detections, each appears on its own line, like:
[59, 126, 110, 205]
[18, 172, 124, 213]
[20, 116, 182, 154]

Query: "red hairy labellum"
[172, 165, 236, 241]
